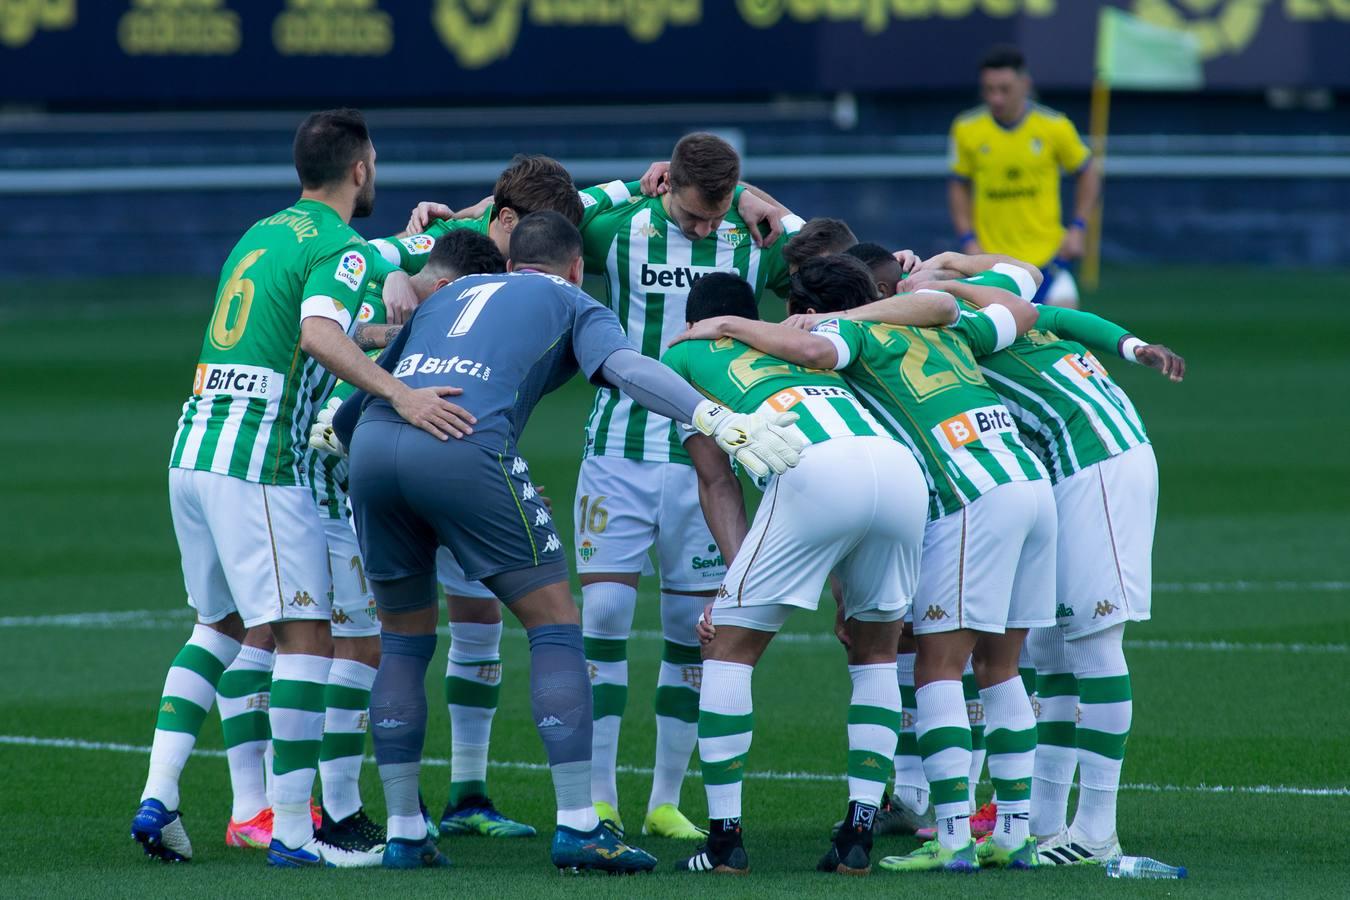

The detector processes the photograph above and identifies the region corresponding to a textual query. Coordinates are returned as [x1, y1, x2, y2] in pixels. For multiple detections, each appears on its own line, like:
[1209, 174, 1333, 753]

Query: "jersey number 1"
[447, 281, 506, 337]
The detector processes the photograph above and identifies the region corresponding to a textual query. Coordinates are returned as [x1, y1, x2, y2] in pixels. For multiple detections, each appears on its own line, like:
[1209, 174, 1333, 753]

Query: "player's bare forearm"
[354, 323, 402, 352]
[921, 251, 1043, 289]
[688, 434, 748, 562]
[840, 292, 959, 329]
[720, 318, 839, 370]
[301, 318, 410, 402]
[1072, 161, 1101, 223]
[928, 280, 1037, 334]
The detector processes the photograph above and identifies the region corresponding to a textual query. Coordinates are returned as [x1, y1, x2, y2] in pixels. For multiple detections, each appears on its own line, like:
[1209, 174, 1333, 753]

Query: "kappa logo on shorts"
[534, 507, 551, 527]
[1056, 602, 1075, 618]
[1093, 599, 1119, 618]
[331, 608, 352, 624]
[578, 540, 598, 564]
[291, 590, 316, 608]
[920, 604, 950, 621]
[937, 405, 1016, 449]
[543, 533, 561, 553]
[512, 457, 528, 475]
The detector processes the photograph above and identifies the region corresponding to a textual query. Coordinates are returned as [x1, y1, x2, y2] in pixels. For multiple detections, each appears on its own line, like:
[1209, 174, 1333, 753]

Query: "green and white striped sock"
[217, 643, 273, 822]
[893, 652, 929, 814]
[446, 620, 503, 806]
[963, 669, 986, 809]
[584, 635, 627, 809]
[916, 680, 973, 849]
[142, 624, 240, 811]
[981, 676, 1037, 849]
[651, 634, 701, 811]
[318, 657, 376, 822]
[270, 652, 331, 849]
[699, 659, 753, 821]
[1032, 667, 1078, 838]
[847, 664, 900, 807]
[1070, 624, 1132, 844]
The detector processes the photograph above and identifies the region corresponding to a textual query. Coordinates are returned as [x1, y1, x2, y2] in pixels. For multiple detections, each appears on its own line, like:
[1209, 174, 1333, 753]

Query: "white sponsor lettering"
[638, 262, 730, 293]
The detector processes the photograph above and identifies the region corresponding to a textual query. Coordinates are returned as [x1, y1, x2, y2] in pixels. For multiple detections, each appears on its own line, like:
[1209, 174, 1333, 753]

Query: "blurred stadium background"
[3, 1, 1349, 896]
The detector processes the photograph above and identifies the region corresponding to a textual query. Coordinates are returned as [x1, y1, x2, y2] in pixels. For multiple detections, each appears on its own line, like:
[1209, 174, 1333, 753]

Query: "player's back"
[823, 316, 1046, 518]
[661, 336, 887, 448]
[171, 198, 374, 486]
[365, 271, 623, 452]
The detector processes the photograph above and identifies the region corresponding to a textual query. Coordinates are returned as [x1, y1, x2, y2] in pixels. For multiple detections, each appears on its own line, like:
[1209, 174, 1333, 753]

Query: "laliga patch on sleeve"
[398, 234, 434, 255]
[579, 191, 597, 209]
[335, 251, 367, 291]
[357, 301, 376, 323]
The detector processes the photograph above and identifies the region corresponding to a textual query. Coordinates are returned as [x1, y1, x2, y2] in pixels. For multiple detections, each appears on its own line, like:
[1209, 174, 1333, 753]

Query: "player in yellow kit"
[948, 45, 1101, 307]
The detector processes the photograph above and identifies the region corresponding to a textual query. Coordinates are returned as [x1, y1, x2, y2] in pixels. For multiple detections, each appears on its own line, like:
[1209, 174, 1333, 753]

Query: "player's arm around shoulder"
[671, 316, 840, 371]
[929, 278, 1037, 338]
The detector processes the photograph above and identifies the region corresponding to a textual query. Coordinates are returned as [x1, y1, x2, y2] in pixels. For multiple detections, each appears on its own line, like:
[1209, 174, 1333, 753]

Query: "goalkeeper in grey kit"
[313, 213, 803, 873]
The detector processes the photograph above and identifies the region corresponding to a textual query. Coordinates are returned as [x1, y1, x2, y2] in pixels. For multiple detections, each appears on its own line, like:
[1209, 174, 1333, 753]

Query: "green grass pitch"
[1, 267, 1347, 898]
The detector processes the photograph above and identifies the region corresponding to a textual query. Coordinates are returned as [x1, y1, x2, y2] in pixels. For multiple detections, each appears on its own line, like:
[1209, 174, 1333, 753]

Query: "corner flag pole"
[1083, 74, 1109, 292]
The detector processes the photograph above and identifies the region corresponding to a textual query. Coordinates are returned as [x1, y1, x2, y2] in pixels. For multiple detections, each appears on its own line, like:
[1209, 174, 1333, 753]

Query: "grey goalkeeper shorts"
[346, 418, 566, 612]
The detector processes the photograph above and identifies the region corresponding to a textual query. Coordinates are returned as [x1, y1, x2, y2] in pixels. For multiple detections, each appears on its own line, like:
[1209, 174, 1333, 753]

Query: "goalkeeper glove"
[308, 397, 345, 457]
[692, 399, 805, 479]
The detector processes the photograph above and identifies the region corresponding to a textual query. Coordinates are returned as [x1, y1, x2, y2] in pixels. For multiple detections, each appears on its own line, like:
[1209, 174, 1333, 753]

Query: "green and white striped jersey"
[581, 186, 800, 464]
[814, 306, 1047, 520]
[660, 336, 886, 448]
[308, 281, 388, 520]
[169, 199, 379, 487]
[956, 269, 1150, 483]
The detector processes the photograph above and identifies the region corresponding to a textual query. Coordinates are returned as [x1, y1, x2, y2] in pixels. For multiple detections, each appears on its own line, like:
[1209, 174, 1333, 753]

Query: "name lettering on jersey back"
[392, 352, 492, 381]
[937, 404, 1015, 449]
[193, 363, 277, 399]
[639, 263, 730, 292]
[262, 211, 320, 243]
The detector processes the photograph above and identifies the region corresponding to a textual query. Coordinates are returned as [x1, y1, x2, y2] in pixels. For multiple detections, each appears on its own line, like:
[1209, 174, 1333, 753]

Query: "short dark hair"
[668, 132, 740, 204]
[293, 108, 371, 189]
[980, 44, 1026, 73]
[494, 155, 584, 227]
[788, 254, 878, 316]
[508, 210, 583, 270]
[783, 218, 858, 271]
[424, 229, 505, 281]
[845, 241, 894, 268]
[686, 273, 758, 324]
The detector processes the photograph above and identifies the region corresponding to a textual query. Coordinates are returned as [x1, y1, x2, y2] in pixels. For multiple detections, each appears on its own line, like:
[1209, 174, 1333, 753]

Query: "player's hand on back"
[381, 271, 418, 325]
[669, 316, 734, 346]
[737, 191, 784, 248]
[640, 161, 671, 196]
[893, 249, 922, 273]
[782, 313, 827, 331]
[405, 201, 453, 235]
[391, 385, 477, 441]
[1134, 343, 1186, 383]
[693, 400, 806, 479]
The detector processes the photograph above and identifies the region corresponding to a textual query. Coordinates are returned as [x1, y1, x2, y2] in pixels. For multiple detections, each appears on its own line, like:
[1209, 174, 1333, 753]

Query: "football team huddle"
[130, 107, 1185, 876]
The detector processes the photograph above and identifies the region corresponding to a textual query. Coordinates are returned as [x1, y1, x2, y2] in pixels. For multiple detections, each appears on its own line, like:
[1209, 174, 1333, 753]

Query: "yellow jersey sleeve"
[1050, 114, 1091, 174]
[948, 118, 976, 179]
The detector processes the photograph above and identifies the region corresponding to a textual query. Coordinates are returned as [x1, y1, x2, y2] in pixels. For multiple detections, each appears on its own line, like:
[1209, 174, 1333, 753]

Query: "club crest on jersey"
[398, 234, 434, 255]
[639, 262, 729, 292]
[357, 301, 376, 323]
[937, 405, 1015, 449]
[721, 228, 746, 248]
[336, 251, 366, 291]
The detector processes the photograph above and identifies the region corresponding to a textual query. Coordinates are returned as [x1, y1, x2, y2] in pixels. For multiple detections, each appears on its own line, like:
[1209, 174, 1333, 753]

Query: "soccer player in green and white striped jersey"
[657, 273, 929, 875]
[903, 251, 1185, 865]
[723, 254, 1052, 873]
[133, 109, 474, 870]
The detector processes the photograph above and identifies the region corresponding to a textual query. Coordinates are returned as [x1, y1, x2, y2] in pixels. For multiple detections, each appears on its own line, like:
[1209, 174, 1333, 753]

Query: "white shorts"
[435, 546, 495, 601]
[169, 468, 331, 629]
[713, 436, 927, 632]
[912, 479, 1057, 635]
[323, 516, 380, 638]
[574, 456, 725, 591]
[1053, 444, 1158, 638]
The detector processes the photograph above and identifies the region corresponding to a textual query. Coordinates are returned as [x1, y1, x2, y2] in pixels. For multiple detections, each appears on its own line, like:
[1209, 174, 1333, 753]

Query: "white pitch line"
[0, 610, 1345, 654]
[1154, 580, 1349, 594]
[2, 734, 1346, 799]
